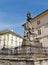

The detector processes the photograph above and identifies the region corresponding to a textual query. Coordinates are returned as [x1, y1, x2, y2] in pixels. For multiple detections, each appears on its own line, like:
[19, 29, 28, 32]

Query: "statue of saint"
[27, 12, 32, 21]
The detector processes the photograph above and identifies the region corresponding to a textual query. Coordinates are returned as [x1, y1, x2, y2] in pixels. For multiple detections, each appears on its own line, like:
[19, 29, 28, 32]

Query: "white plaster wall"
[31, 14, 48, 29]
[42, 37, 48, 47]
[31, 14, 48, 47]
[0, 33, 23, 49]
[32, 14, 48, 37]
[41, 26, 48, 37]
[8, 34, 12, 48]
[0, 35, 4, 48]
[9, 34, 23, 48]
[31, 14, 48, 36]
[12, 35, 16, 47]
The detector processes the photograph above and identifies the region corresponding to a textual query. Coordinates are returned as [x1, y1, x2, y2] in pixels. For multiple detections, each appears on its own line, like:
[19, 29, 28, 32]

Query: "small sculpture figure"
[27, 12, 32, 21]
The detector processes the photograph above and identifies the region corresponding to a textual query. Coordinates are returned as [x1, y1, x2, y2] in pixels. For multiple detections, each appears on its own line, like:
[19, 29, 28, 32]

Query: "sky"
[0, 0, 48, 37]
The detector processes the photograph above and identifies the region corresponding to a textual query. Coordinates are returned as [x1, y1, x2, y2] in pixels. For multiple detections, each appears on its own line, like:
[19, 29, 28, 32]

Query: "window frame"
[37, 20, 40, 25]
[38, 29, 41, 35]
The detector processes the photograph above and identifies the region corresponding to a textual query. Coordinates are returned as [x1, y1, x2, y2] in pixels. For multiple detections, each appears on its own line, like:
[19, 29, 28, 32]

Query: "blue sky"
[0, 0, 48, 36]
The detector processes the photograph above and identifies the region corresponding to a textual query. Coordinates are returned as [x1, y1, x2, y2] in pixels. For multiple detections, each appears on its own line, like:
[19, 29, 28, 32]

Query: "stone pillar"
[34, 61, 41, 65]
[40, 60, 47, 65]
[26, 61, 34, 65]
[46, 60, 48, 65]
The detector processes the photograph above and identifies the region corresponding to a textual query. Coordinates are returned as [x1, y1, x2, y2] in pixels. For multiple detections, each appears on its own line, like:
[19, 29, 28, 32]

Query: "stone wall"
[0, 59, 48, 65]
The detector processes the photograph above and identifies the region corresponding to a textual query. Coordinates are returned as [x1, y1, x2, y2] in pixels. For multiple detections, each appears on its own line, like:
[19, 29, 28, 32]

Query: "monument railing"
[0, 46, 48, 55]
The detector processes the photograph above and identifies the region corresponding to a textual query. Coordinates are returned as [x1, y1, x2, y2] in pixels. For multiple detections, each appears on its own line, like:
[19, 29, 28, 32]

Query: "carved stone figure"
[22, 12, 42, 47]
[27, 12, 32, 21]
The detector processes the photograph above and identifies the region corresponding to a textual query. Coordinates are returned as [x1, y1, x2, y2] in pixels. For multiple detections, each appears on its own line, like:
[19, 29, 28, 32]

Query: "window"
[37, 20, 40, 25]
[38, 29, 41, 35]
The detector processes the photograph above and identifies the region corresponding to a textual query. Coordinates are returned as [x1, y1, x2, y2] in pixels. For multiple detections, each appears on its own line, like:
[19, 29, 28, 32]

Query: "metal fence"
[14, 46, 48, 55]
[0, 46, 48, 55]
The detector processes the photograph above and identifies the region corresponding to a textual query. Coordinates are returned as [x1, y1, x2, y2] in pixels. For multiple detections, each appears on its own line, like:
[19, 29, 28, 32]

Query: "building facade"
[0, 10, 48, 65]
[0, 29, 23, 49]
[21, 9, 48, 65]
[23, 10, 48, 47]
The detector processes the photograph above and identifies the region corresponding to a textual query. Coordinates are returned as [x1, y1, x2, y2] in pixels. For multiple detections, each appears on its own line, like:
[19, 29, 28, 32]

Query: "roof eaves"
[0, 29, 23, 39]
[7, 30, 23, 39]
[31, 9, 48, 21]
[22, 9, 48, 26]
